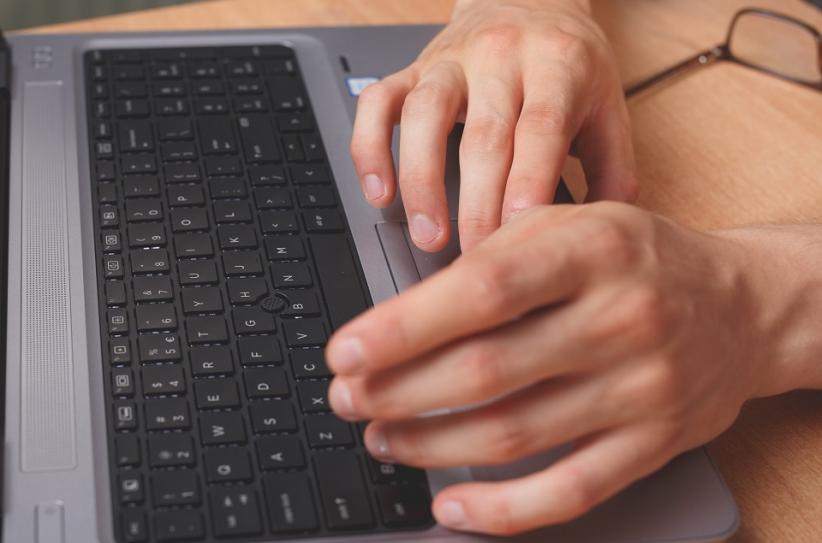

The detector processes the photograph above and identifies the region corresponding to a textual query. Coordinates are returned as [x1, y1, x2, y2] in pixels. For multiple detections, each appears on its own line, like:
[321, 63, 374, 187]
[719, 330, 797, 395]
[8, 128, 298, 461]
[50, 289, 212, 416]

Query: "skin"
[350, 0, 637, 252]
[326, 204, 822, 535]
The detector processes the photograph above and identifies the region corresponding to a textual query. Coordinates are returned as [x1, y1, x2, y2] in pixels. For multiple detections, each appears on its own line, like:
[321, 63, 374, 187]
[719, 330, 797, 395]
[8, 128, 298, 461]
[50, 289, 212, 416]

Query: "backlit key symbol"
[211, 425, 225, 437]
[122, 478, 139, 492]
[106, 260, 121, 271]
[105, 234, 118, 245]
[103, 211, 116, 220]
[311, 397, 324, 406]
[115, 374, 130, 388]
[112, 315, 125, 325]
[113, 345, 127, 355]
[117, 405, 134, 421]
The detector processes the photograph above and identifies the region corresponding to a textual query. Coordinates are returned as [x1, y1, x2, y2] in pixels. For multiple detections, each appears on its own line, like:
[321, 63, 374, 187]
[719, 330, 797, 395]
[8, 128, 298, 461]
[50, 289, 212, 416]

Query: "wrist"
[715, 225, 822, 396]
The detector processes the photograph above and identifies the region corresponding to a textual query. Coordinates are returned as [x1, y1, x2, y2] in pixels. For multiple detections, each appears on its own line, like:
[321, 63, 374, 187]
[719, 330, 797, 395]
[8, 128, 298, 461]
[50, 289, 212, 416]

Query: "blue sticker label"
[346, 77, 380, 97]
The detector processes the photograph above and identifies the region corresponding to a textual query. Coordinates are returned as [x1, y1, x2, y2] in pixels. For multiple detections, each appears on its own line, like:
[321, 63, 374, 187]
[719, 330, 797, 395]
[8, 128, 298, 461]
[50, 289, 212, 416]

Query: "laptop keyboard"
[84, 45, 432, 542]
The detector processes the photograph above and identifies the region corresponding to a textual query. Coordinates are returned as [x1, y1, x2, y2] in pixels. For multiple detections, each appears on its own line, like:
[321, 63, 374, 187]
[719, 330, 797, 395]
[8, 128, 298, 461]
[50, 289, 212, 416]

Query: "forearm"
[718, 224, 822, 395]
[455, 0, 591, 15]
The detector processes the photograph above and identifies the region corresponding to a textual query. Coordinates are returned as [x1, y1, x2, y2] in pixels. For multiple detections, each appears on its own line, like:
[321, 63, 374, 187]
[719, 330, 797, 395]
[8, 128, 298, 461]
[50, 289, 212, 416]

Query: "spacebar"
[309, 235, 370, 330]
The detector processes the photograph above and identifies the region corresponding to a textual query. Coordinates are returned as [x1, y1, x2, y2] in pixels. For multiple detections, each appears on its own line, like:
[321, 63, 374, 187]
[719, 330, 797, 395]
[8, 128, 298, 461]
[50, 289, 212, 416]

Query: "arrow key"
[290, 164, 329, 185]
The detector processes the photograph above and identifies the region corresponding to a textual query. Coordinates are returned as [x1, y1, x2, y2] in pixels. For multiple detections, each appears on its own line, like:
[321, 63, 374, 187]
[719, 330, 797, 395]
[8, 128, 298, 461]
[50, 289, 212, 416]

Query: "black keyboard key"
[135, 303, 177, 332]
[170, 208, 209, 232]
[115, 98, 150, 117]
[186, 316, 228, 344]
[164, 163, 201, 183]
[168, 185, 205, 207]
[178, 260, 218, 285]
[210, 487, 263, 537]
[154, 510, 204, 542]
[198, 117, 236, 155]
[231, 79, 263, 94]
[209, 177, 247, 199]
[108, 308, 129, 334]
[157, 118, 193, 140]
[145, 398, 190, 430]
[234, 96, 267, 113]
[181, 287, 223, 314]
[304, 210, 345, 233]
[142, 365, 185, 396]
[103, 255, 125, 279]
[254, 187, 292, 209]
[291, 165, 329, 185]
[189, 61, 220, 78]
[196, 97, 229, 114]
[238, 336, 282, 366]
[248, 164, 286, 186]
[121, 509, 148, 543]
[97, 160, 115, 181]
[153, 81, 186, 97]
[153, 470, 200, 506]
[147, 433, 195, 467]
[260, 210, 299, 235]
[115, 434, 140, 466]
[375, 486, 433, 527]
[290, 349, 331, 379]
[114, 401, 138, 430]
[125, 199, 163, 222]
[218, 224, 257, 250]
[366, 456, 425, 484]
[133, 276, 173, 302]
[156, 98, 189, 116]
[118, 472, 145, 504]
[112, 368, 135, 397]
[138, 334, 181, 363]
[161, 141, 197, 161]
[276, 112, 313, 132]
[98, 181, 117, 202]
[118, 120, 154, 152]
[249, 400, 296, 434]
[122, 154, 156, 174]
[296, 187, 335, 208]
[305, 415, 353, 448]
[237, 115, 280, 163]
[130, 248, 170, 274]
[223, 252, 263, 277]
[128, 222, 166, 248]
[282, 135, 304, 162]
[194, 379, 240, 409]
[174, 234, 214, 258]
[283, 319, 326, 348]
[257, 434, 304, 470]
[227, 277, 268, 304]
[267, 76, 306, 111]
[200, 411, 247, 446]
[302, 134, 325, 162]
[314, 450, 373, 529]
[232, 307, 276, 335]
[297, 380, 329, 413]
[310, 235, 370, 330]
[192, 79, 225, 95]
[281, 290, 320, 317]
[244, 367, 288, 399]
[264, 236, 305, 261]
[206, 156, 242, 177]
[263, 472, 319, 533]
[189, 345, 234, 377]
[205, 447, 253, 483]
[271, 262, 312, 288]
[100, 204, 119, 227]
[214, 200, 252, 223]
[110, 337, 132, 365]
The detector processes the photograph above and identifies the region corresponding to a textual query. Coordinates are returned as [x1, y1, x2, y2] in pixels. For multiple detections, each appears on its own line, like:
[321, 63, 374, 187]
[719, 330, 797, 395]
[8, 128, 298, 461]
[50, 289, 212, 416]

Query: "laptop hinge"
[0, 27, 11, 536]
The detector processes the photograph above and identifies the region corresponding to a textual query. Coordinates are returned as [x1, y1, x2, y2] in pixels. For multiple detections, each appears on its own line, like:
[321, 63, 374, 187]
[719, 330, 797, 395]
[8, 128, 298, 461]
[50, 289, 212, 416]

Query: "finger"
[456, 69, 520, 251]
[432, 426, 675, 535]
[330, 284, 637, 421]
[361, 374, 623, 467]
[325, 206, 590, 376]
[350, 69, 418, 207]
[398, 61, 466, 251]
[578, 94, 638, 202]
[500, 69, 580, 224]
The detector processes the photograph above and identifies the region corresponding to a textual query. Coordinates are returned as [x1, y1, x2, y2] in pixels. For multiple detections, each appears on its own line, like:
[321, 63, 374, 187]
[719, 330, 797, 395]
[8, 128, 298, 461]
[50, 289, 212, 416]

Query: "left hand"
[325, 202, 780, 535]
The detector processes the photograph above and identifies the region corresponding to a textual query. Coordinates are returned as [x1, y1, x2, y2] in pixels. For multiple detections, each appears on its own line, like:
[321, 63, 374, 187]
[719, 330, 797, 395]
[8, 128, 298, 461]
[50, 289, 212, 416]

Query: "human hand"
[350, 0, 637, 253]
[325, 202, 787, 535]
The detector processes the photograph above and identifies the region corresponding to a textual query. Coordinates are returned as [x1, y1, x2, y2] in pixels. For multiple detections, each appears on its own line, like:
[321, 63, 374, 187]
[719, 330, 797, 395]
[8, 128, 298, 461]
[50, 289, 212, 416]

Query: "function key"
[118, 472, 145, 504]
[105, 279, 127, 305]
[112, 368, 135, 397]
[109, 337, 132, 365]
[107, 308, 129, 334]
[115, 434, 140, 467]
[121, 509, 147, 543]
[102, 231, 122, 253]
[113, 400, 137, 431]
[103, 255, 124, 279]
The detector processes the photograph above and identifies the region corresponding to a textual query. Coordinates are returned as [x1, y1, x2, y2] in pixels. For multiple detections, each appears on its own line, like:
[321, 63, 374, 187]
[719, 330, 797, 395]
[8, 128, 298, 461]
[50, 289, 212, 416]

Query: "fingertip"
[325, 334, 366, 375]
[327, 378, 358, 420]
[433, 498, 470, 531]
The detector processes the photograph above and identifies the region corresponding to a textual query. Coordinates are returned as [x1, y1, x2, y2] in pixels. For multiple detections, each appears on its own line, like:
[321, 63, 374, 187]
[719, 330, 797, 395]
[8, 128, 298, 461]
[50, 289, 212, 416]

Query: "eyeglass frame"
[624, 7, 822, 97]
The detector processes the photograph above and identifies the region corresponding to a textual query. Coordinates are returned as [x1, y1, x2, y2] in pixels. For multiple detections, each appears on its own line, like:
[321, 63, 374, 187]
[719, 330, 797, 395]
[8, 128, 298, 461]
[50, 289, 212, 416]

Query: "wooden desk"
[23, 0, 822, 541]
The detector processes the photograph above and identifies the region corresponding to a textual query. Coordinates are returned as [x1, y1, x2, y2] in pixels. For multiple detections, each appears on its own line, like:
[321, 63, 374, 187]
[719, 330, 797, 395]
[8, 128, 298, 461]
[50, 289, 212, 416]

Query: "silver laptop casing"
[4, 26, 738, 543]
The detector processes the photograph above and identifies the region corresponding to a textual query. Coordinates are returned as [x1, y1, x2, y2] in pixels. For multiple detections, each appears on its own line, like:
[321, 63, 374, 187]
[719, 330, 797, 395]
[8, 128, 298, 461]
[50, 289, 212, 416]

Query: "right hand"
[349, 0, 638, 252]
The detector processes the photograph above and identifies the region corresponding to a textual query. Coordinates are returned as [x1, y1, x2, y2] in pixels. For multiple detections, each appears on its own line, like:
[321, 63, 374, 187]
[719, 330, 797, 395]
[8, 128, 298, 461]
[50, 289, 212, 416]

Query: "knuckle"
[466, 259, 516, 319]
[458, 211, 500, 241]
[461, 113, 515, 154]
[577, 210, 639, 267]
[517, 102, 571, 137]
[402, 80, 452, 118]
[385, 426, 424, 465]
[633, 360, 683, 413]
[485, 413, 531, 462]
[474, 24, 522, 56]
[538, 28, 592, 68]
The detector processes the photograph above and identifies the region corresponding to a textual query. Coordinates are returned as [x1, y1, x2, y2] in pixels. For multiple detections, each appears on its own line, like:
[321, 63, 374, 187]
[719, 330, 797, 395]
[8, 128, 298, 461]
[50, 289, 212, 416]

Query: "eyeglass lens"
[729, 12, 821, 84]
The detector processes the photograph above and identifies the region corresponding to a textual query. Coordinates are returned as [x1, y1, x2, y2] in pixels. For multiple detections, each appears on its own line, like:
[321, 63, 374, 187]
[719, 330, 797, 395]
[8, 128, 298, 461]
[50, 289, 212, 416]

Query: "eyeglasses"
[624, 8, 822, 97]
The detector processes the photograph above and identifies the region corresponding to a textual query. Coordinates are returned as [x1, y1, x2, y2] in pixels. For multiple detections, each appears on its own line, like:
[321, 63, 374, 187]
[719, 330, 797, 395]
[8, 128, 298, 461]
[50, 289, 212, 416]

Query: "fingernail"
[329, 380, 356, 418]
[436, 500, 468, 529]
[365, 424, 394, 461]
[328, 336, 365, 374]
[363, 174, 385, 201]
[409, 213, 440, 244]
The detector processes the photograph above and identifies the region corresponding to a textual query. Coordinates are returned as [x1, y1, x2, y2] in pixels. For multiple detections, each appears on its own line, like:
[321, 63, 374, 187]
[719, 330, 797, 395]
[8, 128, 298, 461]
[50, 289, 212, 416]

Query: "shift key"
[314, 451, 374, 530]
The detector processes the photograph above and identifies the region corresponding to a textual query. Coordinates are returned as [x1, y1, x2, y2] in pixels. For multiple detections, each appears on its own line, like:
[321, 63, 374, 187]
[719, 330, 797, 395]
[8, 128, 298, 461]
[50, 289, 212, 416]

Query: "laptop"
[0, 24, 738, 543]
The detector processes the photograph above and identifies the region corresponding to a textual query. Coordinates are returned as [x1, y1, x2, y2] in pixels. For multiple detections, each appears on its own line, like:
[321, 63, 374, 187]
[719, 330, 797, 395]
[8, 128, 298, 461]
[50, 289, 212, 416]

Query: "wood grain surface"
[21, 1, 822, 541]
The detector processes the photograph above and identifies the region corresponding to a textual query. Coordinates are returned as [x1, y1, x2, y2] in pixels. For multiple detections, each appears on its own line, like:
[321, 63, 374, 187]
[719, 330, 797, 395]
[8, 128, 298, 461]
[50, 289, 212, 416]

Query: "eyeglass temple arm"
[623, 46, 725, 98]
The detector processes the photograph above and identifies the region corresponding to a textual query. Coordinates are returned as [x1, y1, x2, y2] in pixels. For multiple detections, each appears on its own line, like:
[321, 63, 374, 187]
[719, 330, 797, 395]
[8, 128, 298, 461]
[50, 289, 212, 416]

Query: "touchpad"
[375, 220, 462, 292]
